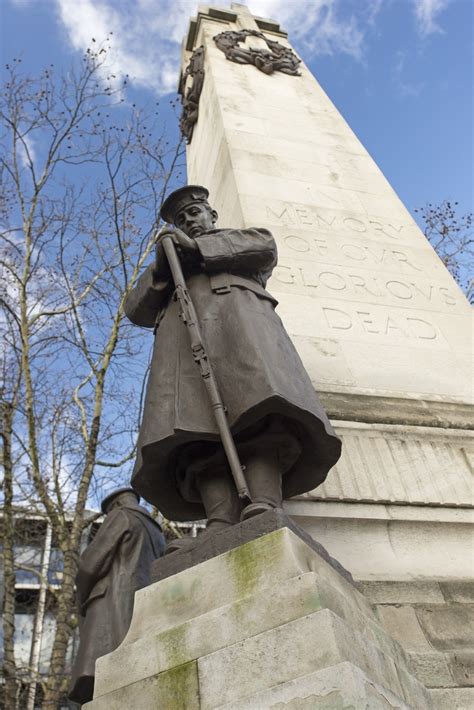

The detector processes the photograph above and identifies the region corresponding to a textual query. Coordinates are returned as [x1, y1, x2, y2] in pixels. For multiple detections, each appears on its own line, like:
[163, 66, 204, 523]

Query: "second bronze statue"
[124, 185, 341, 550]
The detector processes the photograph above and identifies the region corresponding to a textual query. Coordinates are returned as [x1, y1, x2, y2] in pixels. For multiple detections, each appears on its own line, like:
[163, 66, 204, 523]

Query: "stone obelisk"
[84, 5, 472, 708]
[182, 4, 472, 577]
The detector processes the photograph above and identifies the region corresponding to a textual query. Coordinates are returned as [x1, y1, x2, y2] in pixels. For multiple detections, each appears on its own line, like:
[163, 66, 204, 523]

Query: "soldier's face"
[174, 203, 216, 238]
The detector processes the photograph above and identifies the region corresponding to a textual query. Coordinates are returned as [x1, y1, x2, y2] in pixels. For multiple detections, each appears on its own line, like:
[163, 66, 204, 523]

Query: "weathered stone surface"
[358, 581, 444, 604]
[440, 581, 474, 604]
[430, 687, 474, 710]
[318, 392, 474, 430]
[124, 528, 361, 650]
[151, 509, 353, 584]
[376, 605, 432, 651]
[96, 528, 402, 697]
[448, 650, 474, 686]
[394, 664, 434, 709]
[94, 567, 413, 698]
[216, 662, 409, 709]
[408, 652, 455, 688]
[416, 604, 474, 650]
[307, 422, 474, 509]
[95, 572, 326, 696]
[90, 525, 433, 708]
[287, 498, 474, 582]
[83, 661, 199, 710]
[197, 609, 429, 708]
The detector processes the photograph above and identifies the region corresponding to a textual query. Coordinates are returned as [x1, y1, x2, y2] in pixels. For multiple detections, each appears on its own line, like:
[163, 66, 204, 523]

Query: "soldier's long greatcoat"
[69, 504, 165, 705]
[125, 228, 341, 520]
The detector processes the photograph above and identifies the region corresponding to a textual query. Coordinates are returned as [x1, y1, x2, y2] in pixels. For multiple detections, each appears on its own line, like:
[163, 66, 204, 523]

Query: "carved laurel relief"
[213, 30, 301, 76]
[179, 45, 205, 143]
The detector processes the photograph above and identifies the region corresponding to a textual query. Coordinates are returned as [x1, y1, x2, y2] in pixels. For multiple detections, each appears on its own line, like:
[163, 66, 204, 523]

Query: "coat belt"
[209, 272, 278, 306]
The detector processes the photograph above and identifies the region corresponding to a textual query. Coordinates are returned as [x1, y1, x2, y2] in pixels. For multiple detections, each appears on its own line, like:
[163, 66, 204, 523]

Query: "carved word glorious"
[273, 263, 457, 310]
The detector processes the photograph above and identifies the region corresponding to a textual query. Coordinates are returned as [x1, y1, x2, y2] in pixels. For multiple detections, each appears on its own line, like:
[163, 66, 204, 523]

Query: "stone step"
[87, 527, 433, 709]
[409, 649, 474, 689]
[94, 567, 413, 699]
[408, 651, 456, 688]
[95, 572, 327, 697]
[121, 527, 375, 646]
[84, 661, 200, 710]
[429, 687, 474, 710]
[218, 661, 412, 710]
[197, 609, 431, 709]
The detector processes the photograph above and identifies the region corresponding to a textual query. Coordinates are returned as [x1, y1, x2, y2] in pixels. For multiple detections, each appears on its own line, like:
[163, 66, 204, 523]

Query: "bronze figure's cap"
[160, 185, 209, 223]
[101, 487, 140, 514]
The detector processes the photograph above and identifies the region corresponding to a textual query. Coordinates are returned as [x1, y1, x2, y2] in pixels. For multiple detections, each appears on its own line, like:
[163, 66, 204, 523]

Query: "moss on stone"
[225, 530, 283, 599]
[158, 621, 190, 669]
[157, 661, 200, 709]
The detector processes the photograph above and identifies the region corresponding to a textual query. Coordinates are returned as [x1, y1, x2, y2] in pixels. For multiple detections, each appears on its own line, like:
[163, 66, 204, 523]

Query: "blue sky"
[2, 0, 473, 222]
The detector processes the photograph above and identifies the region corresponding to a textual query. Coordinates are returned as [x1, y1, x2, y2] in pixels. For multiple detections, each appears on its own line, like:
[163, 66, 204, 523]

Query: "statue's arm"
[124, 263, 171, 328]
[195, 228, 277, 273]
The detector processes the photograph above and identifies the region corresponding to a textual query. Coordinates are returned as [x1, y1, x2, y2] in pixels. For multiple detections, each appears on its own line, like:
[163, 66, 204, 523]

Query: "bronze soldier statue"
[69, 488, 165, 705]
[125, 186, 341, 551]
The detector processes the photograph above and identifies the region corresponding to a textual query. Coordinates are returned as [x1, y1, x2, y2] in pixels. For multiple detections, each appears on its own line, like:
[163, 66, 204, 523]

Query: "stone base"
[430, 687, 474, 710]
[151, 508, 353, 584]
[85, 527, 431, 709]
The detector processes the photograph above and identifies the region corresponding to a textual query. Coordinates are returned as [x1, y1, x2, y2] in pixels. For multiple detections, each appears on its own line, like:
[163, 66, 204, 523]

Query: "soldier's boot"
[240, 451, 283, 521]
[198, 467, 242, 535]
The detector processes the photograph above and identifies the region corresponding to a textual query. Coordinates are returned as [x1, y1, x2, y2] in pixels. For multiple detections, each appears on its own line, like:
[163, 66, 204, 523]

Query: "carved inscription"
[272, 263, 457, 307]
[281, 234, 423, 272]
[267, 204, 408, 240]
[322, 307, 439, 340]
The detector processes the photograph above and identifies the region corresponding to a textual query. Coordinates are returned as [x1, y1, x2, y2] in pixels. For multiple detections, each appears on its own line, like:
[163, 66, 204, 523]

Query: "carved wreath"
[179, 45, 205, 143]
[213, 30, 301, 76]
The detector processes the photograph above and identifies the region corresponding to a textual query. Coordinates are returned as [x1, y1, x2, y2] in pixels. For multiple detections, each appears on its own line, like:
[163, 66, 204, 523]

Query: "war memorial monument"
[79, 4, 473, 708]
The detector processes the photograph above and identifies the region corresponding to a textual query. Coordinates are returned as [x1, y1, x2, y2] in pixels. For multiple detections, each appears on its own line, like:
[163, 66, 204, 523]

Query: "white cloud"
[391, 50, 424, 98]
[54, 0, 189, 93]
[17, 133, 36, 169]
[244, 0, 366, 58]
[52, 0, 380, 95]
[412, 0, 451, 36]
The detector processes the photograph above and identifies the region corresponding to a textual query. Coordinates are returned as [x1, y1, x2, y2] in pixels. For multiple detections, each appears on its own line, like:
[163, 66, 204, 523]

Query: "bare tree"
[1, 41, 183, 708]
[415, 201, 473, 302]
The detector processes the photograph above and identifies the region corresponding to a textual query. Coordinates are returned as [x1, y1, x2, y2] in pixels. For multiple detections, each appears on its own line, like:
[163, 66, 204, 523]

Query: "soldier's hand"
[168, 227, 199, 254]
[156, 226, 197, 252]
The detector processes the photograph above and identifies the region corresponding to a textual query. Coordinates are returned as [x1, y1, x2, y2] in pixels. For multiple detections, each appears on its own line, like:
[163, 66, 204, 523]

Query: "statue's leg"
[197, 466, 242, 531]
[240, 450, 283, 521]
[239, 416, 302, 521]
[166, 464, 242, 554]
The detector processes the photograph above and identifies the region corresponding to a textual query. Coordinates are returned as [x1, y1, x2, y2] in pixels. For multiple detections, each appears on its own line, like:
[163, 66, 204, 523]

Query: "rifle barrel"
[162, 235, 250, 500]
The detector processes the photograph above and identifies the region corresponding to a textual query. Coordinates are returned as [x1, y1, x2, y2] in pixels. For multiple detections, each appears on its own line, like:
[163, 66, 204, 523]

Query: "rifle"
[160, 232, 251, 501]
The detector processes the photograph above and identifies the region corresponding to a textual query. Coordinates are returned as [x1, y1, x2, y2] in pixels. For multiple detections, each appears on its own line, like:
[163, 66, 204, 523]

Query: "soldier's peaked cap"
[160, 185, 210, 223]
[101, 487, 139, 514]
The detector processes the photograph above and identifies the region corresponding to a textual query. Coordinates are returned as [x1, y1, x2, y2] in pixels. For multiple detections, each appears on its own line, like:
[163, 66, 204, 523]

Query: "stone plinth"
[149, 508, 353, 585]
[84, 528, 431, 708]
